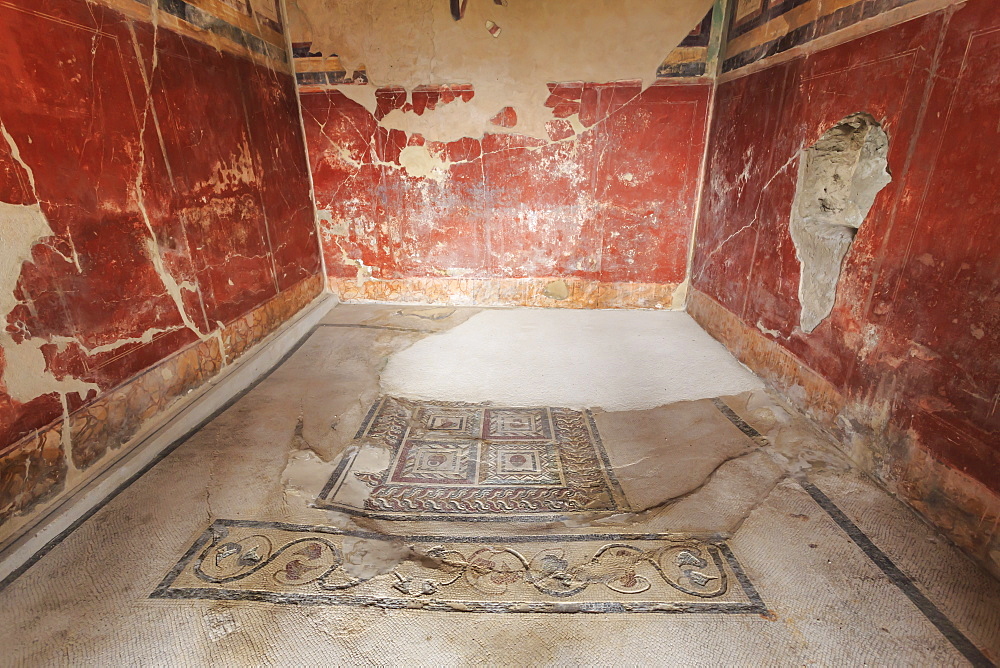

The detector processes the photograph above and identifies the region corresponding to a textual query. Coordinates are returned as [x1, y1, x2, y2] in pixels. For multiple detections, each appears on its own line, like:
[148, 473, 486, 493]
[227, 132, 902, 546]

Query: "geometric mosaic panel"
[316, 397, 628, 521]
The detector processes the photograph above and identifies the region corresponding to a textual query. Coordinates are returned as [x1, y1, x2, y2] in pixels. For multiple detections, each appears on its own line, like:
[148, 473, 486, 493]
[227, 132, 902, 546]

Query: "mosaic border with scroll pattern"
[152, 519, 768, 614]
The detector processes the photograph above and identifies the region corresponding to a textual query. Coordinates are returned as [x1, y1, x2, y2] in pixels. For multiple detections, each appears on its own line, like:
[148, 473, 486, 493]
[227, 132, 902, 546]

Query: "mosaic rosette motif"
[316, 397, 628, 520]
[153, 520, 766, 614]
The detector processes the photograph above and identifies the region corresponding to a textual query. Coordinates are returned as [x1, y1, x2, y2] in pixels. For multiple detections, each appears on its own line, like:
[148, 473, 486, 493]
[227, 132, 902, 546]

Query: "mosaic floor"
[316, 397, 627, 520]
[156, 520, 762, 614]
[0, 305, 997, 665]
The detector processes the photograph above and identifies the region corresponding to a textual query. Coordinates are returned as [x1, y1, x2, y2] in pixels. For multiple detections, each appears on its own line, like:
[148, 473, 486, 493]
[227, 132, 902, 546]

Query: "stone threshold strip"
[152, 519, 766, 614]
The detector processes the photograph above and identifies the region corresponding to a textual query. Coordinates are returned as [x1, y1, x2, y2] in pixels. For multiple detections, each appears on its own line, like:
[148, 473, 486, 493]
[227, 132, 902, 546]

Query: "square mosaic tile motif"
[316, 397, 628, 520]
[153, 520, 765, 614]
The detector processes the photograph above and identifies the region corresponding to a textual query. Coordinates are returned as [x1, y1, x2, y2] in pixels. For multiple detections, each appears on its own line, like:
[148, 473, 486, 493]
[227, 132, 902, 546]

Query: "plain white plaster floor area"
[381, 309, 765, 410]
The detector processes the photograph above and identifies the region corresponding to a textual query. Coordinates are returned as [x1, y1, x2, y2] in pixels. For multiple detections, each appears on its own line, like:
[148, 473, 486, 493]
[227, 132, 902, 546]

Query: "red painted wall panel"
[303, 81, 711, 284]
[692, 0, 1000, 490]
[0, 0, 320, 452]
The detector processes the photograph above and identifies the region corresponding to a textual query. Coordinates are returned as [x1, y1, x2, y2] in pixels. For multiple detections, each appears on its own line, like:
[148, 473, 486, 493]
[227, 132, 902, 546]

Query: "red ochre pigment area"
[0, 0, 321, 506]
[690, 0, 1000, 493]
[302, 81, 711, 286]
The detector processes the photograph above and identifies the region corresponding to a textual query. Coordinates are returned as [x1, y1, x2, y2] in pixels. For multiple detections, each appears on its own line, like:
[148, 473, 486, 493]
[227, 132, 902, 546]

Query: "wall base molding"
[327, 276, 684, 310]
[687, 288, 1000, 579]
[0, 291, 333, 588]
[0, 278, 329, 586]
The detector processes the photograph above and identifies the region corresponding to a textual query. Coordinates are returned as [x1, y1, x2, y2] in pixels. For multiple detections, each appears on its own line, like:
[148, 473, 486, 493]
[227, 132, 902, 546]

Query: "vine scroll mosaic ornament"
[153, 520, 766, 614]
[315, 397, 629, 521]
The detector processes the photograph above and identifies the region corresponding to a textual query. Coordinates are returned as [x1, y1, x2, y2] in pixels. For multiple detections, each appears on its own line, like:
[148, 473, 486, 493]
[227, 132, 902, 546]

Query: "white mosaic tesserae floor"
[0, 304, 997, 665]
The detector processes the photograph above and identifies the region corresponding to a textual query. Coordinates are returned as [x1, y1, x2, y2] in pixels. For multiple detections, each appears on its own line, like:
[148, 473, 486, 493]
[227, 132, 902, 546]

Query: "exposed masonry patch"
[790, 113, 891, 333]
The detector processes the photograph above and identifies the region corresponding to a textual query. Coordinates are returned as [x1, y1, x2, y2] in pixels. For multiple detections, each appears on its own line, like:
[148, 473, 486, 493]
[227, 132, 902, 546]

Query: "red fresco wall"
[691, 0, 1000, 495]
[302, 80, 710, 289]
[0, 1, 320, 455]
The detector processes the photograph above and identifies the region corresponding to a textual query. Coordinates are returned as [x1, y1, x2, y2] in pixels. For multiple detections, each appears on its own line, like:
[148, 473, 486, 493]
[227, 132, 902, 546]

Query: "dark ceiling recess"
[450, 0, 467, 20]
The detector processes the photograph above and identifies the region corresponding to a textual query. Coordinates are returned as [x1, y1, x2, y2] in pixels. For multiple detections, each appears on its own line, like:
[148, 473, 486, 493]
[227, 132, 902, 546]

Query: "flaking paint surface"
[304, 82, 711, 290]
[0, 0, 322, 519]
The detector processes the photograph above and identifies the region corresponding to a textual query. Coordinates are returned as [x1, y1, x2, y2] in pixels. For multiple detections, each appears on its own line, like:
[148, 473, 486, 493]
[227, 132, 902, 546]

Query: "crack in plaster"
[127, 10, 210, 342]
[697, 152, 801, 276]
[314, 92, 655, 276]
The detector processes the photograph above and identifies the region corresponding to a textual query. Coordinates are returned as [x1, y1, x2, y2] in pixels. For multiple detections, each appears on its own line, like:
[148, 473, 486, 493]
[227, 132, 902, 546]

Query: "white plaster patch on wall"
[398, 144, 449, 180]
[317, 209, 348, 236]
[0, 202, 51, 323]
[0, 201, 99, 402]
[288, 0, 714, 142]
[194, 141, 258, 193]
[0, 121, 101, 403]
[381, 309, 764, 411]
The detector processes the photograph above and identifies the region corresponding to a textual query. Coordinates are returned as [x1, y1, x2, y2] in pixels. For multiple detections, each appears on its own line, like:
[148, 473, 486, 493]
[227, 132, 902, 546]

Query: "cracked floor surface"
[0, 304, 998, 665]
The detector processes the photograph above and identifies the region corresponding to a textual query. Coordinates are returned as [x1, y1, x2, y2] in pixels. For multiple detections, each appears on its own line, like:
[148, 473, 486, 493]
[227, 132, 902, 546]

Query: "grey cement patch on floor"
[0, 304, 996, 665]
[380, 309, 765, 411]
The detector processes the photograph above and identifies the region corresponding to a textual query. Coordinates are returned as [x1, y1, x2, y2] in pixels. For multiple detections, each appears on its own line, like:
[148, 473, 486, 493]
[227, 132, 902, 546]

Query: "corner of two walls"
[289, 0, 720, 310]
[686, 0, 1000, 577]
[0, 0, 325, 544]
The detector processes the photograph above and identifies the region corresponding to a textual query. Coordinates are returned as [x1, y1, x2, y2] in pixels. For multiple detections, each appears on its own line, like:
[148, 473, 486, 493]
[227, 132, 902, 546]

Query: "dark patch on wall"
[295, 70, 368, 86]
[680, 8, 714, 47]
[729, 0, 813, 39]
[150, 0, 287, 63]
[657, 61, 708, 78]
[656, 7, 715, 79]
[723, 0, 922, 73]
[724, 22, 814, 72]
[292, 42, 322, 58]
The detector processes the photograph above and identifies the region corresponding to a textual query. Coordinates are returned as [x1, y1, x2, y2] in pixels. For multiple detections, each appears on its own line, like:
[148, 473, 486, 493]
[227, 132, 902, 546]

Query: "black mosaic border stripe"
[800, 480, 993, 667]
[585, 408, 630, 510]
[711, 397, 770, 447]
[714, 400, 993, 663]
[0, 311, 324, 594]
